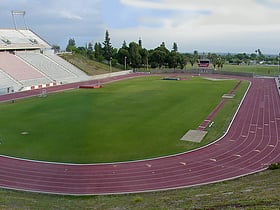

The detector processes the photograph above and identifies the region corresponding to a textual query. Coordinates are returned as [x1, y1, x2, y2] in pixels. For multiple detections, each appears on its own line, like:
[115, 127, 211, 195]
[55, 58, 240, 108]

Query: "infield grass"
[0, 76, 247, 163]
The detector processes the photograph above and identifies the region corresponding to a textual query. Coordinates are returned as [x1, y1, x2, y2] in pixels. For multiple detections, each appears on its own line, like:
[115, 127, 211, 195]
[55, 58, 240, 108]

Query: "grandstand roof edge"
[0, 28, 52, 50]
[28, 28, 52, 48]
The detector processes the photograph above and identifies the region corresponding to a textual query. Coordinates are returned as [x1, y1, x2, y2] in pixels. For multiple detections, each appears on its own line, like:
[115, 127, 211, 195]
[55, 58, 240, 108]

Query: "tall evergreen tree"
[122, 40, 128, 50]
[103, 30, 113, 61]
[172, 42, 178, 52]
[138, 37, 142, 48]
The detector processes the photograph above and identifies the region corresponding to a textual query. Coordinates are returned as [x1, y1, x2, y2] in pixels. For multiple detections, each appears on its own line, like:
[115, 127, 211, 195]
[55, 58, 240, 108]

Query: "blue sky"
[1, 0, 280, 54]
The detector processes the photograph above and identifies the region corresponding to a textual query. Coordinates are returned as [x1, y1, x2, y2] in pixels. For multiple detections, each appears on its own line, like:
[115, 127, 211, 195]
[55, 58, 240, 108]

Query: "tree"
[128, 42, 142, 69]
[250, 53, 257, 61]
[152, 42, 169, 68]
[177, 54, 187, 69]
[160, 42, 166, 48]
[140, 48, 149, 68]
[167, 51, 179, 69]
[117, 48, 129, 66]
[211, 53, 218, 69]
[122, 40, 128, 50]
[87, 42, 93, 52]
[138, 38, 142, 48]
[66, 38, 76, 52]
[172, 42, 178, 52]
[103, 30, 113, 61]
[150, 50, 167, 68]
[87, 42, 93, 59]
[94, 42, 104, 62]
[217, 56, 225, 70]
[52, 44, 60, 53]
[189, 55, 196, 66]
[255, 49, 265, 62]
[188, 50, 199, 67]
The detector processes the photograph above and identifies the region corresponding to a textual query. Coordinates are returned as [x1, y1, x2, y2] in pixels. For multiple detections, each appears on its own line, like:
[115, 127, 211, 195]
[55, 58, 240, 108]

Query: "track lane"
[0, 75, 279, 195]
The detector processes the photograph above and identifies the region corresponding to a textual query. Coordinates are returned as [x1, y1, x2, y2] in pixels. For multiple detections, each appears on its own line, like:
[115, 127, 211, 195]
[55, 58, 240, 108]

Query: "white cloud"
[1, 0, 280, 53]
[113, 0, 280, 53]
[59, 11, 83, 20]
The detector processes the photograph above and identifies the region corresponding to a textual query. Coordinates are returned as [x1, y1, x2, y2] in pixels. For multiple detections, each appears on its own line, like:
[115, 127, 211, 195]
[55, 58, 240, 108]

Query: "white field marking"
[21, 131, 29, 135]
[234, 154, 241, 157]
[195, 193, 211, 197]
[230, 139, 236, 142]
[268, 145, 275, 148]
[264, 124, 269, 126]
[241, 189, 253, 193]
[113, 165, 118, 168]
[241, 135, 247, 138]
[250, 131, 255, 133]
[261, 163, 270, 166]
[253, 149, 261, 153]
[258, 127, 263, 130]
[145, 164, 152, 168]
[209, 158, 217, 162]
[271, 121, 275, 123]
[223, 192, 234, 195]
[179, 162, 187, 166]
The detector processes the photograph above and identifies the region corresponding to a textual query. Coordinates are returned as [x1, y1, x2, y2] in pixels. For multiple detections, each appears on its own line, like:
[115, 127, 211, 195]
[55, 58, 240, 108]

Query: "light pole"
[124, 56, 127, 70]
[146, 57, 149, 71]
[109, 57, 112, 73]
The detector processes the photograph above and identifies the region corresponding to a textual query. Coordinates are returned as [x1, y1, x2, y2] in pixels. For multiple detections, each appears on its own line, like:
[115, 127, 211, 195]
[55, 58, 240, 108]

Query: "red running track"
[0, 75, 280, 195]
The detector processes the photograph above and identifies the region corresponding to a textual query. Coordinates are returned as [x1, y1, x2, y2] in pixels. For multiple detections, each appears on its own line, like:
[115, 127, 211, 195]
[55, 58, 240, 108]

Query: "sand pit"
[180, 130, 208, 143]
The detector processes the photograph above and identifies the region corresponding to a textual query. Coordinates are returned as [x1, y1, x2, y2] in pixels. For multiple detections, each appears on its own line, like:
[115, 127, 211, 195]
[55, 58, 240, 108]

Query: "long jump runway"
[0, 75, 279, 195]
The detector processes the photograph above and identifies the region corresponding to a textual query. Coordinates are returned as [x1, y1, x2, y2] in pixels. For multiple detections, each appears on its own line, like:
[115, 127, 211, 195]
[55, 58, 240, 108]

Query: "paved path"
[0, 75, 279, 195]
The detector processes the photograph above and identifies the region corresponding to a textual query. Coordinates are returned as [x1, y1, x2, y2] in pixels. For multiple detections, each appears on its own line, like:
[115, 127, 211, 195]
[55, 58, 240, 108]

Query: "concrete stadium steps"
[44, 52, 89, 78]
[0, 68, 21, 90]
[16, 52, 89, 84]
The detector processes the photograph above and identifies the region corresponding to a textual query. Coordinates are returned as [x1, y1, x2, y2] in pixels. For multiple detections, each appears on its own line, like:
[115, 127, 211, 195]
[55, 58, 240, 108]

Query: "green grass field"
[186, 63, 280, 76]
[0, 76, 246, 163]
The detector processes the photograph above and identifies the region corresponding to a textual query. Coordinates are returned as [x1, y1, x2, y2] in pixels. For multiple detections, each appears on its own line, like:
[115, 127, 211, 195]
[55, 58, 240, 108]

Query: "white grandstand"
[0, 28, 91, 94]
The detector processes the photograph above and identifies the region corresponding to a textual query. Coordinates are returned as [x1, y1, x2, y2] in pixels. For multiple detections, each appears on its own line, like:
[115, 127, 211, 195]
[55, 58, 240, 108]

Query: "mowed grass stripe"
[0, 76, 241, 163]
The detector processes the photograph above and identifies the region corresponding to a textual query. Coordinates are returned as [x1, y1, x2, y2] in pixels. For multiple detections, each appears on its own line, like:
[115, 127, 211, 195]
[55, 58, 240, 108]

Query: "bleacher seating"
[0, 29, 91, 93]
[16, 51, 90, 84]
[0, 52, 52, 88]
[44, 52, 89, 79]
[0, 68, 21, 89]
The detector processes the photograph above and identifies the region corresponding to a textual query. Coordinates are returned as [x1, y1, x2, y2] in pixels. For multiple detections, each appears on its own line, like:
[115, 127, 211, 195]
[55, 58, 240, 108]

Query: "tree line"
[61, 30, 279, 70]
